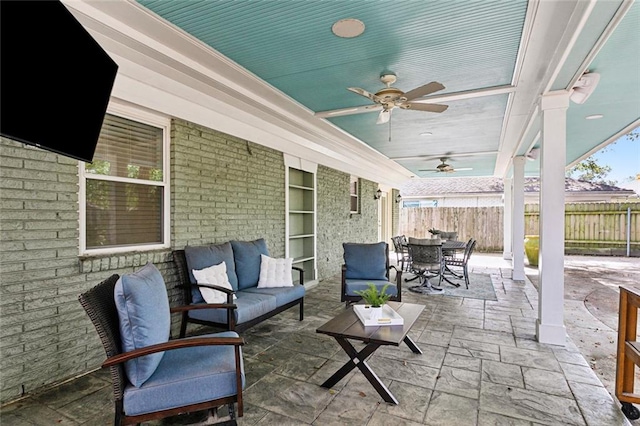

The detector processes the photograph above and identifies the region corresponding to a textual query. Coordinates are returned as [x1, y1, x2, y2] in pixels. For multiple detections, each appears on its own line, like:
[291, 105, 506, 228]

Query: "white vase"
[369, 306, 383, 321]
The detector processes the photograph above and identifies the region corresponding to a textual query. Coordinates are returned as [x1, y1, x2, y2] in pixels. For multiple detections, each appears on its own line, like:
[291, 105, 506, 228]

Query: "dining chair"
[406, 237, 444, 292]
[78, 263, 245, 425]
[341, 242, 402, 307]
[391, 235, 410, 272]
[444, 238, 477, 289]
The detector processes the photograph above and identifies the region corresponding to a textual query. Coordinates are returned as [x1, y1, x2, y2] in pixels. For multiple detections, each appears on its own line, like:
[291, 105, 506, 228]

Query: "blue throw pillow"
[114, 262, 170, 387]
[184, 242, 239, 302]
[231, 239, 269, 290]
[343, 242, 388, 280]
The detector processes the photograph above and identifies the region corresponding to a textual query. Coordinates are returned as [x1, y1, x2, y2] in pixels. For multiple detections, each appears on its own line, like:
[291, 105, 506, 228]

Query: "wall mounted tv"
[1, 0, 118, 163]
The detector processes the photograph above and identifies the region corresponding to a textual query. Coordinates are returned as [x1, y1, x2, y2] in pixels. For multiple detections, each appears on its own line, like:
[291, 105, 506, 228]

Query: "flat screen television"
[1, 0, 118, 162]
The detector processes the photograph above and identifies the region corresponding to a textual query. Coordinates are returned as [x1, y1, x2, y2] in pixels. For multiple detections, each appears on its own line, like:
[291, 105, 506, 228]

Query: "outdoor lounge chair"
[78, 264, 245, 425]
[341, 242, 402, 307]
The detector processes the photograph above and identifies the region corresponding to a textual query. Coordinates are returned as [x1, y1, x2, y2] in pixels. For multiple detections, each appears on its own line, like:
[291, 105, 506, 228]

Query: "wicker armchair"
[78, 272, 245, 425]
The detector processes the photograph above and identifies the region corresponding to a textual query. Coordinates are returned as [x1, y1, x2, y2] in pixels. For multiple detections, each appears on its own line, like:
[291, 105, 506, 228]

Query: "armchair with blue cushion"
[78, 263, 245, 425]
[341, 242, 402, 307]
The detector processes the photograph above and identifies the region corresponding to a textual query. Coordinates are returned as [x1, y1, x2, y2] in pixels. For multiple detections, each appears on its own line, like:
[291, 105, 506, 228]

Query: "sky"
[589, 127, 639, 184]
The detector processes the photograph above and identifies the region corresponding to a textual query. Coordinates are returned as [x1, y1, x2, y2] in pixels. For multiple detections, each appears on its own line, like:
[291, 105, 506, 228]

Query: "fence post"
[628, 207, 632, 257]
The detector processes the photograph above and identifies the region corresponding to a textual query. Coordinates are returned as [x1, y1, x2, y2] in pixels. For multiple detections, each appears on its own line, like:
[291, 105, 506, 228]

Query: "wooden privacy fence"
[399, 202, 640, 256]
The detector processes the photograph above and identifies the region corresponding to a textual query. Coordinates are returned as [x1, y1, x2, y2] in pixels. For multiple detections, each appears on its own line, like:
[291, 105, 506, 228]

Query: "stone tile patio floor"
[1, 254, 636, 425]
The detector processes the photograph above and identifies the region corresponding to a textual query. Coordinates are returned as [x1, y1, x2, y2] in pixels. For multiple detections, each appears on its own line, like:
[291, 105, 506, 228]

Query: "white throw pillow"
[192, 262, 236, 303]
[258, 254, 294, 288]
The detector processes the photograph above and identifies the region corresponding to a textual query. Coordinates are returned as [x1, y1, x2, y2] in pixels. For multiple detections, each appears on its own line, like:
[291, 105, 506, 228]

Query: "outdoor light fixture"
[395, 194, 402, 203]
[570, 72, 600, 104]
[526, 147, 540, 161]
[331, 18, 365, 38]
[374, 189, 382, 200]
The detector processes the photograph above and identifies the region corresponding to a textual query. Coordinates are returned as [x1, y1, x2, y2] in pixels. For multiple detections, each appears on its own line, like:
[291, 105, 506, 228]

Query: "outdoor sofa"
[173, 238, 305, 336]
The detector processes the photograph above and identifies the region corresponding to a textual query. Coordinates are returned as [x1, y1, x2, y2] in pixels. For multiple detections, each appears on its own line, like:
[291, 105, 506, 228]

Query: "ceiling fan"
[347, 73, 449, 124]
[420, 157, 473, 174]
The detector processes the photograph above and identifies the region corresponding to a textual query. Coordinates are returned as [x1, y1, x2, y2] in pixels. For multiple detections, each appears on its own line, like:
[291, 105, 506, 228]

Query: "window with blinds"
[350, 175, 360, 214]
[83, 113, 167, 251]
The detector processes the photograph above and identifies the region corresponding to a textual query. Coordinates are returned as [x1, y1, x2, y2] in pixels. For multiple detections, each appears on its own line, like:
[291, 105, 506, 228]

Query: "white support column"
[512, 158, 526, 281]
[503, 177, 513, 260]
[536, 90, 570, 346]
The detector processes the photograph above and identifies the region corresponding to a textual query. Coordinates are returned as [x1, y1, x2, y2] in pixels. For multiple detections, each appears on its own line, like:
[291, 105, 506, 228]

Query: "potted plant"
[355, 283, 391, 320]
[428, 228, 441, 239]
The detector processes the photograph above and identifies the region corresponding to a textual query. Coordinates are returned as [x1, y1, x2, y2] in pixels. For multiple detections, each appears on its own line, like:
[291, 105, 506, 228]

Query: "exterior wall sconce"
[395, 194, 402, 203]
[374, 189, 382, 200]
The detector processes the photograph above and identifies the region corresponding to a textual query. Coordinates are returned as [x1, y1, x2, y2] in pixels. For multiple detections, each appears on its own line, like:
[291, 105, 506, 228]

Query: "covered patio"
[1, 254, 633, 425]
[1, 0, 638, 422]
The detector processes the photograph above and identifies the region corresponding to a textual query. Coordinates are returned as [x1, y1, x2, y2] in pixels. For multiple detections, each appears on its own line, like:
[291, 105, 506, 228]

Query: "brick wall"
[0, 119, 385, 403]
[316, 166, 380, 279]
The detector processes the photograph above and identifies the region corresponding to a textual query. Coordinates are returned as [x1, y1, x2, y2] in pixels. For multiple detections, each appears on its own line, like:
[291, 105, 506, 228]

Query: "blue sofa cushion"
[231, 239, 269, 290]
[343, 242, 387, 280]
[114, 262, 170, 387]
[344, 279, 398, 297]
[123, 331, 245, 416]
[243, 284, 305, 307]
[184, 242, 239, 303]
[189, 291, 276, 325]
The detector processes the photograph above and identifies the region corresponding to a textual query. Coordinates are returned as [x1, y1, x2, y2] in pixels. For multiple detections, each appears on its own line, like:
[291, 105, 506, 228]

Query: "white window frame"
[79, 102, 170, 256]
[350, 175, 360, 214]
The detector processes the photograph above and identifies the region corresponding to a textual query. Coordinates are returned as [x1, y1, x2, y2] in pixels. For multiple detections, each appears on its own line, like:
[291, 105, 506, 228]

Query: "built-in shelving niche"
[284, 155, 317, 286]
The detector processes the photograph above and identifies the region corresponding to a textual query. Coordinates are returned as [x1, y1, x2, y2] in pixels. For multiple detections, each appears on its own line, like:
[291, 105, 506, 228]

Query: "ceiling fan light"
[332, 19, 365, 38]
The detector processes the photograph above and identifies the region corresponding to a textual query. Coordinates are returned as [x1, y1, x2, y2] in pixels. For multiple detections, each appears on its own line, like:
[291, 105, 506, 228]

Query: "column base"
[512, 268, 525, 281]
[502, 251, 513, 260]
[536, 321, 566, 346]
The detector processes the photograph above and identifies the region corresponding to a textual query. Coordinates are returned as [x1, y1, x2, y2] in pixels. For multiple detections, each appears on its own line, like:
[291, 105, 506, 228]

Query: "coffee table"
[316, 301, 425, 404]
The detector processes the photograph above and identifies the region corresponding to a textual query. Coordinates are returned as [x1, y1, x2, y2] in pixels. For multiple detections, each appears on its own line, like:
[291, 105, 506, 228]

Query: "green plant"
[428, 228, 441, 235]
[354, 283, 391, 307]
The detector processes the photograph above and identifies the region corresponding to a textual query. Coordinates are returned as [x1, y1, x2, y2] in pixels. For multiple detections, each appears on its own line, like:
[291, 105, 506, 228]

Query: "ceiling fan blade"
[454, 168, 473, 171]
[402, 81, 445, 101]
[401, 102, 449, 113]
[347, 87, 382, 104]
[376, 108, 391, 124]
[315, 103, 382, 118]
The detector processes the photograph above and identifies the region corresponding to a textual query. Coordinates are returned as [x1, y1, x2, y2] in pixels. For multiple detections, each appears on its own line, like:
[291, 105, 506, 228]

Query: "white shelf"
[287, 167, 316, 284]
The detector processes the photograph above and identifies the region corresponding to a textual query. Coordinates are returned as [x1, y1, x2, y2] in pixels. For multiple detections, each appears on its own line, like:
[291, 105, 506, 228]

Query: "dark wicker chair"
[78, 274, 245, 425]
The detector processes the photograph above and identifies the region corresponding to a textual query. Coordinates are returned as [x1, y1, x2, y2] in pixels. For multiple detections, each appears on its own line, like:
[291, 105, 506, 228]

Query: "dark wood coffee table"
[316, 301, 425, 404]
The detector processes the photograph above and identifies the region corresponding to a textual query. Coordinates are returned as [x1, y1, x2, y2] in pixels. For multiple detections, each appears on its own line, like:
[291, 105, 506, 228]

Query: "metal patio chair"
[444, 238, 477, 289]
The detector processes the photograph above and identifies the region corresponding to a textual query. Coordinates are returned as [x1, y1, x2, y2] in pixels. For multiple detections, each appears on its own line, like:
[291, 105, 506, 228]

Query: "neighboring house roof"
[401, 177, 636, 197]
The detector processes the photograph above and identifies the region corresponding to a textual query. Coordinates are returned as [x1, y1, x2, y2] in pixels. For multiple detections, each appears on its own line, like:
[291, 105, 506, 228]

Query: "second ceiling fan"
[347, 73, 449, 124]
[420, 157, 473, 174]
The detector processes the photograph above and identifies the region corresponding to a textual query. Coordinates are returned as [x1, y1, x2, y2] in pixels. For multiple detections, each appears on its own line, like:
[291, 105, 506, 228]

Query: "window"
[80, 109, 169, 255]
[350, 176, 360, 213]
